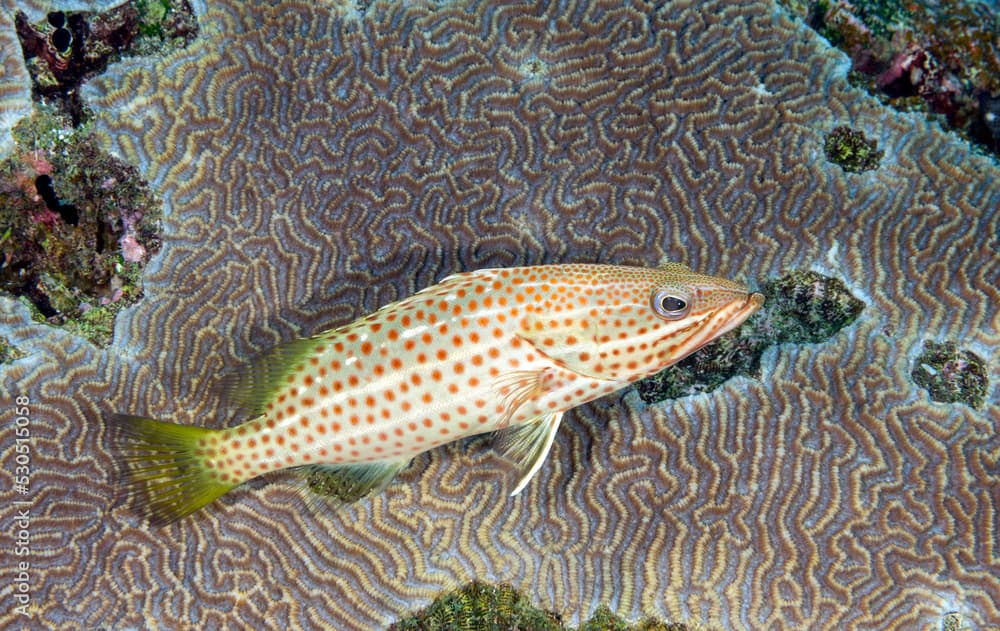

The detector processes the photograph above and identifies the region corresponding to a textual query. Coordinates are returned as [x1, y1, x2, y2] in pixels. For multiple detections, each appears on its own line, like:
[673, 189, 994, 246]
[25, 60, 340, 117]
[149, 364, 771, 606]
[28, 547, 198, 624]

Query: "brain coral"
[1, 0, 998, 629]
[0, 7, 31, 156]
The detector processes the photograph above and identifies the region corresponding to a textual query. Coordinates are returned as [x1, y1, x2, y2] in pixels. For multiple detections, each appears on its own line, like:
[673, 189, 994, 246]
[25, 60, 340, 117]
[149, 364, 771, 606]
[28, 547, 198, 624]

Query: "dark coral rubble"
[912, 340, 989, 409]
[784, 0, 1000, 155]
[13, 0, 197, 123]
[389, 581, 693, 631]
[0, 107, 161, 346]
[637, 269, 864, 403]
[823, 125, 883, 173]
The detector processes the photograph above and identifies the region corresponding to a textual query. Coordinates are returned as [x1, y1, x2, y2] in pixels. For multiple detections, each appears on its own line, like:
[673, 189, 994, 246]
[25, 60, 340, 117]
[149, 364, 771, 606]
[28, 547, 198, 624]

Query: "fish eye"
[651, 289, 689, 320]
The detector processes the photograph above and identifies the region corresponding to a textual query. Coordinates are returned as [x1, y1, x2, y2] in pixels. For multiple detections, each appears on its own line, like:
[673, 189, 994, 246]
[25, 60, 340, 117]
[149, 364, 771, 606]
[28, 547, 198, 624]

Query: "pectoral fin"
[496, 412, 563, 495]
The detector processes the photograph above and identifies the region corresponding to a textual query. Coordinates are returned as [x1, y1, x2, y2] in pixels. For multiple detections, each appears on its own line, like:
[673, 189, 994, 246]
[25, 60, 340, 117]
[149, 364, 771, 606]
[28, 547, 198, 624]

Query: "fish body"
[112, 263, 763, 525]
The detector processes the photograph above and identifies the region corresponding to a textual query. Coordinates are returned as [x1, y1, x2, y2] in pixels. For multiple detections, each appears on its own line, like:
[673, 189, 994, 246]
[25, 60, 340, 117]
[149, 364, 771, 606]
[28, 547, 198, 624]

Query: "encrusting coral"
[0, 0, 997, 629]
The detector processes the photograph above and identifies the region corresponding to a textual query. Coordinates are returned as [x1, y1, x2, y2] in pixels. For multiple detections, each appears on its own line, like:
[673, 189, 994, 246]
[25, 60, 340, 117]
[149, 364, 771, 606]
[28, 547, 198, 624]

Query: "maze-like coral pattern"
[0, 6, 30, 157]
[2, 0, 998, 628]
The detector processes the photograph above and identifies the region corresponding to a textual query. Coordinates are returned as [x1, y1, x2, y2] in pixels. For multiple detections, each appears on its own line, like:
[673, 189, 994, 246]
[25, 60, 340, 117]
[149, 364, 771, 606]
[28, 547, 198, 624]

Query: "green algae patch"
[389, 582, 561, 631]
[0, 335, 26, 364]
[579, 606, 697, 631]
[911, 340, 988, 409]
[390, 582, 699, 631]
[824, 126, 883, 173]
[0, 107, 161, 347]
[637, 269, 864, 403]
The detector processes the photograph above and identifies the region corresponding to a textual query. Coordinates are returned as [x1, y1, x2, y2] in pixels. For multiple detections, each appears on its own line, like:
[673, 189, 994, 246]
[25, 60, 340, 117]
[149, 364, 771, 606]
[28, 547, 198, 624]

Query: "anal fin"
[299, 458, 410, 505]
[496, 412, 563, 495]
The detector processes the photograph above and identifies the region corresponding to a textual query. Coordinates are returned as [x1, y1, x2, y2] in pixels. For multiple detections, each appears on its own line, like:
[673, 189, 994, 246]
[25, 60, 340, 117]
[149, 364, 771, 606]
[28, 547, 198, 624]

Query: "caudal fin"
[108, 414, 236, 527]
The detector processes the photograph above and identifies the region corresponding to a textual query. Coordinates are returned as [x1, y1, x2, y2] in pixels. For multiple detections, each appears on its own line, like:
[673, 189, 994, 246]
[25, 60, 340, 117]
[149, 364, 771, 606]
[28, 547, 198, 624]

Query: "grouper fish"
[111, 263, 764, 526]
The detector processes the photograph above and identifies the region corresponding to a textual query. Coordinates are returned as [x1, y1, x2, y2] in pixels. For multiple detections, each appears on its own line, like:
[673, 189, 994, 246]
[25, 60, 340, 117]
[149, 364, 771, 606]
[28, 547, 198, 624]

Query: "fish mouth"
[736, 291, 765, 321]
[714, 291, 765, 337]
[745, 291, 765, 313]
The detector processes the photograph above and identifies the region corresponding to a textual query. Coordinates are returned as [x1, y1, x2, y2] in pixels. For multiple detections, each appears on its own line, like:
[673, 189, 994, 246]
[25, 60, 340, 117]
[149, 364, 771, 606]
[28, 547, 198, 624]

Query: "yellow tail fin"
[108, 414, 236, 527]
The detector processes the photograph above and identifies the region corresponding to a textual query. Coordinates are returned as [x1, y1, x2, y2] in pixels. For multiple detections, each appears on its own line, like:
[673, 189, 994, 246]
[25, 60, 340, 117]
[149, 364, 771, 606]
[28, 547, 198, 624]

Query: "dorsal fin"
[220, 334, 325, 417]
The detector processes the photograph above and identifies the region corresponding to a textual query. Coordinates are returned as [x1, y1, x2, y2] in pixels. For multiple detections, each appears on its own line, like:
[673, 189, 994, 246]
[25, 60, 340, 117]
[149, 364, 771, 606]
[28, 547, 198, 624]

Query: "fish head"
[638, 262, 764, 371]
[520, 262, 764, 381]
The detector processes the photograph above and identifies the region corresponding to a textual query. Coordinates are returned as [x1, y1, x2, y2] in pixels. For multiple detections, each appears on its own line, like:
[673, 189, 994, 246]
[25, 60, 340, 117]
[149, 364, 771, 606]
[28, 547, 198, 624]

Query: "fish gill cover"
[0, 0, 998, 629]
